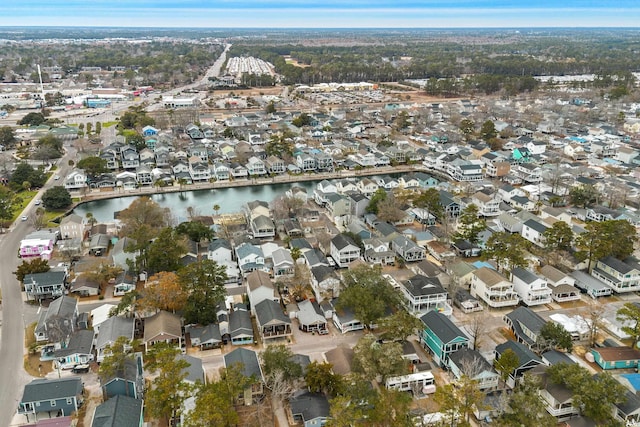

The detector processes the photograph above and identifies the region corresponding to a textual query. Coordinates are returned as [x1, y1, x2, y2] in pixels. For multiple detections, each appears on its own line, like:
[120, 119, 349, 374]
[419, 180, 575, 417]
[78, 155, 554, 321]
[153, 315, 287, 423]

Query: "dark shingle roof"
[495, 340, 541, 367]
[255, 299, 290, 325]
[504, 306, 546, 346]
[420, 311, 467, 345]
[403, 275, 445, 297]
[289, 391, 330, 422]
[224, 348, 262, 380]
[21, 377, 82, 403]
[91, 395, 143, 427]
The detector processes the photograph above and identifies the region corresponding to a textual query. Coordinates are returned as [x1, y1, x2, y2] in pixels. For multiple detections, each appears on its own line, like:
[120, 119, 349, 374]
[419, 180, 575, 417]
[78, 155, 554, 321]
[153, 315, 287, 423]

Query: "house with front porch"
[236, 243, 269, 277]
[34, 295, 78, 344]
[228, 305, 254, 346]
[503, 306, 546, 349]
[469, 191, 501, 217]
[449, 348, 499, 391]
[494, 340, 544, 388]
[64, 169, 88, 190]
[24, 270, 67, 302]
[419, 310, 470, 368]
[591, 256, 640, 294]
[18, 377, 84, 423]
[534, 368, 580, 420]
[392, 235, 426, 263]
[400, 274, 452, 316]
[255, 299, 292, 341]
[471, 267, 519, 308]
[54, 329, 94, 369]
[310, 265, 341, 301]
[143, 310, 182, 352]
[330, 234, 361, 268]
[247, 156, 267, 176]
[511, 267, 553, 306]
[246, 270, 279, 315]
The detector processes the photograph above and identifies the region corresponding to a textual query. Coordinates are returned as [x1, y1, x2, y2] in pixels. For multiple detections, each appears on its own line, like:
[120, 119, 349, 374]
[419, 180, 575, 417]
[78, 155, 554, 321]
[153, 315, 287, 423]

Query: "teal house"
[591, 347, 640, 370]
[419, 311, 469, 368]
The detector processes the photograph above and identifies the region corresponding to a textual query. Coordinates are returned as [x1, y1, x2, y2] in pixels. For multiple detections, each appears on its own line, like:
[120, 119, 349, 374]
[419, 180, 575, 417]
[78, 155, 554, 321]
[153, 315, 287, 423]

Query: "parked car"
[71, 364, 90, 374]
[21, 215, 28, 221]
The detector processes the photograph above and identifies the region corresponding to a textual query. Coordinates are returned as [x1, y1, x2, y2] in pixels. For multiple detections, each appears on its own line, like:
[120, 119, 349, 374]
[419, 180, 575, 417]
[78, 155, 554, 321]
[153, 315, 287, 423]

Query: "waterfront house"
[59, 214, 84, 240]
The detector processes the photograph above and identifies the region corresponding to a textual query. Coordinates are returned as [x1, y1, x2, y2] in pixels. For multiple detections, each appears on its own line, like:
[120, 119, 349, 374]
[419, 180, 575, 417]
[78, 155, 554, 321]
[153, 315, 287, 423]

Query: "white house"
[330, 234, 361, 268]
[521, 218, 548, 247]
[470, 267, 519, 308]
[510, 267, 552, 306]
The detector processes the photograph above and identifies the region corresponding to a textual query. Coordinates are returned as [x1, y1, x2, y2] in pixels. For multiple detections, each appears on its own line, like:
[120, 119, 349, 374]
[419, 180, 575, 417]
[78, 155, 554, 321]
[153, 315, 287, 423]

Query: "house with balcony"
[100, 149, 120, 170]
[310, 265, 341, 301]
[330, 234, 361, 268]
[189, 157, 211, 181]
[247, 156, 267, 176]
[255, 299, 292, 341]
[614, 390, 640, 427]
[401, 274, 452, 316]
[325, 193, 352, 219]
[236, 242, 269, 277]
[471, 267, 519, 308]
[266, 156, 286, 174]
[296, 153, 317, 172]
[135, 165, 153, 185]
[419, 310, 470, 368]
[213, 162, 230, 181]
[514, 163, 543, 183]
[121, 146, 140, 169]
[356, 178, 379, 197]
[34, 295, 78, 344]
[60, 214, 84, 240]
[392, 235, 426, 263]
[535, 368, 580, 420]
[223, 348, 264, 405]
[24, 270, 67, 302]
[591, 256, 640, 294]
[228, 306, 254, 346]
[511, 267, 553, 306]
[469, 191, 501, 217]
[446, 159, 483, 182]
[539, 265, 581, 303]
[363, 238, 396, 266]
[64, 169, 88, 190]
[246, 270, 279, 315]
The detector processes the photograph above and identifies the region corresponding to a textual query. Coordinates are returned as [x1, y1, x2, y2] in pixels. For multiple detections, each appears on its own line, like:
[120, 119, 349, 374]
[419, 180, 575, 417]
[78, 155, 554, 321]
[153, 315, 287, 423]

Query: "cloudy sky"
[1, 1, 639, 27]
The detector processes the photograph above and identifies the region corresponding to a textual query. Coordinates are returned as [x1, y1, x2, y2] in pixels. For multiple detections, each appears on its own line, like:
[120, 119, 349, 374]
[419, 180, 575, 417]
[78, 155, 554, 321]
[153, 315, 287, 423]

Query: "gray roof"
[187, 323, 221, 345]
[55, 329, 94, 357]
[420, 310, 468, 345]
[542, 350, 576, 366]
[224, 348, 262, 380]
[505, 306, 546, 347]
[177, 354, 204, 384]
[403, 274, 445, 297]
[311, 265, 337, 283]
[449, 347, 493, 373]
[297, 299, 327, 327]
[331, 234, 357, 251]
[495, 340, 542, 367]
[96, 316, 135, 350]
[289, 391, 330, 422]
[229, 308, 253, 338]
[24, 270, 67, 287]
[511, 267, 542, 285]
[598, 256, 635, 275]
[91, 395, 143, 427]
[90, 233, 111, 249]
[523, 218, 548, 234]
[255, 299, 290, 326]
[21, 377, 82, 403]
[208, 238, 232, 252]
[47, 295, 77, 319]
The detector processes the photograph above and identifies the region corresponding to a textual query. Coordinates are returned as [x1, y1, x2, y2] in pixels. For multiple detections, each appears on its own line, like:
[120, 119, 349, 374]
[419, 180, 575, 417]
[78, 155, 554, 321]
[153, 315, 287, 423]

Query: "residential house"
[296, 299, 328, 334]
[95, 316, 135, 363]
[143, 311, 182, 352]
[18, 378, 84, 422]
[330, 234, 361, 268]
[363, 238, 395, 266]
[24, 270, 67, 302]
[325, 193, 352, 220]
[110, 237, 137, 271]
[521, 218, 549, 247]
[590, 347, 640, 370]
[236, 243, 268, 277]
[187, 323, 222, 350]
[120, 146, 140, 170]
[289, 391, 330, 427]
[570, 270, 612, 298]
[454, 289, 483, 314]
[113, 271, 136, 296]
[228, 305, 254, 345]
[449, 348, 499, 391]
[54, 329, 94, 370]
[59, 214, 84, 240]
[207, 239, 240, 286]
[188, 157, 211, 182]
[323, 344, 355, 375]
[419, 310, 470, 368]
[213, 162, 230, 181]
[540, 265, 580, 303]
[614, 390, 640, 426]
[135, 165, 153, 185]
[246, 270, 279, 315]
[511, 267, 553, 306]
[503, 306, 546, 349]
[392, 235, 426, 263]
[471, 267, 519, 308]
[255, 299, 292, 341]
[470, 191, 501, 217]
[34, 295, 78, 344]
[101, 353, 144, 400]
[591, 256, 640, 294]
[310, 265, 341, 301]
[91, 395, 144, 427]
[400, 274, 451, 316]
[20, 236, 55, 260]
[249, 215, 276, 239]
[330, 299, 364, 334]
[534, 368, 580, 420]
[266, 156, 286, 174]
[494, 340, 544, 388]
[64, 170, 88, 190]
[223, 348, 264, 405]
[356, 178, 379, 197]
[296, 153, 317, 172]
[247, 156, 267, 176]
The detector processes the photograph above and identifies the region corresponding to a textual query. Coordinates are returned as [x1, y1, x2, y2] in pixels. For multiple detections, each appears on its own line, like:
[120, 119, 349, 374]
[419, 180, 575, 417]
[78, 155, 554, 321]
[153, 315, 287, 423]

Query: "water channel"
[73, 180, 320, 223]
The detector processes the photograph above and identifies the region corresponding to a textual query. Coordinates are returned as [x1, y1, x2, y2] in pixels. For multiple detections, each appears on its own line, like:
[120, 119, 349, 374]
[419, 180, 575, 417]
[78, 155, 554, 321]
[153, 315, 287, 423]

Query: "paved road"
[0, 147, 76, 427]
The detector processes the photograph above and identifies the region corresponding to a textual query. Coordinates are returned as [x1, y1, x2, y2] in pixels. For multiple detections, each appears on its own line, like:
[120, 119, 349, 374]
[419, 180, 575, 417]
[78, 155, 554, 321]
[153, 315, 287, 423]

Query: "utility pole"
[37, 65, 46, 113]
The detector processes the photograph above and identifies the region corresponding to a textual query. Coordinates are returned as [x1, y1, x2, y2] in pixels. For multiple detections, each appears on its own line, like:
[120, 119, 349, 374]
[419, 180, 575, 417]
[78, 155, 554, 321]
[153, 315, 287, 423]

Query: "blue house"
[101, 353, 145, 400]
[18, 377, 83, 422]
[590, 347, 640, 370]
[419, 310, 470, 368]
[141, 126, 158, 137]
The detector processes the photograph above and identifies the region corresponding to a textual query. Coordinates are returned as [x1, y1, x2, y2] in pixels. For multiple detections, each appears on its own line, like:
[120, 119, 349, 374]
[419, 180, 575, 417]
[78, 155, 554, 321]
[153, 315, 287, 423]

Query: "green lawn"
[102, 121, 118, 128]
[11, 190, 39, 219]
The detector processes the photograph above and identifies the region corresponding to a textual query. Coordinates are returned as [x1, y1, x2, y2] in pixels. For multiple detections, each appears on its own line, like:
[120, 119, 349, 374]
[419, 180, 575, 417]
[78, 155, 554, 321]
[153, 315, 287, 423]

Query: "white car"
[34, 200, 41, 206]
[21, 216, 28, 221]
[54, 175, 60, 180]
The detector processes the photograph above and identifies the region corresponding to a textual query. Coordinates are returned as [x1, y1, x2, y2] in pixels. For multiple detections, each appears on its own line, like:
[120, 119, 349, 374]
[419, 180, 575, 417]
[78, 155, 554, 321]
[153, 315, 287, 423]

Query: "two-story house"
[392, 235, 426, 263]
[471, 267, 519, 308]
[400, 274, 452, 316]
[24, 270, 67, 302]
[330, 234, 361, 268]
[419, 310, 470, 368]
[521, 218, 549, 248]
[64, 170, 88, 190]
[236, 243, 268, 277]
[591, 256, 640, 294]
[18, 377, 84, 421]
[503, 306, 547, 349]
[511, 267, 553, 306]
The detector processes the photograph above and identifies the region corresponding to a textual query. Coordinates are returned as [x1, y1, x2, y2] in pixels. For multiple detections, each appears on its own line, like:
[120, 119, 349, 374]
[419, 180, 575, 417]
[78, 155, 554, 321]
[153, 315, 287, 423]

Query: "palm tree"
[213, 204, 220, 217]
[86, 212, 97, 228]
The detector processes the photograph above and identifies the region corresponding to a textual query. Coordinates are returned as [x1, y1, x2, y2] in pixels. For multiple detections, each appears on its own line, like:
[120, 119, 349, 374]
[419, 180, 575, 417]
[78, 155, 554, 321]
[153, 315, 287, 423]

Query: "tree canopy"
[42, 186, 72, 210]
[453, 203, 486, 245]
[178, 259, 227, 325]
[575, 220, 637, 271]
[14, 258, 50, 282]
[10, 163, 46, 189]
[77, 156, 109, 177]
[617, 302, 640, 349]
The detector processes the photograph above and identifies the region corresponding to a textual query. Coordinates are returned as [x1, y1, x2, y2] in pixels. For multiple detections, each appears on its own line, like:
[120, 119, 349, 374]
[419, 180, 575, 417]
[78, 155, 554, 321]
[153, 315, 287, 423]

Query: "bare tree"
[466, 313, 487, 351]
[578, 299, 606, 347]
[459, 354, 488, 379]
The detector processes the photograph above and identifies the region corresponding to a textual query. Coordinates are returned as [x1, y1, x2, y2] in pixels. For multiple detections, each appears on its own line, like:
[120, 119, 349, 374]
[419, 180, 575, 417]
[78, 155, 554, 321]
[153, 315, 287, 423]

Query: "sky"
[1, 1, 640, 28]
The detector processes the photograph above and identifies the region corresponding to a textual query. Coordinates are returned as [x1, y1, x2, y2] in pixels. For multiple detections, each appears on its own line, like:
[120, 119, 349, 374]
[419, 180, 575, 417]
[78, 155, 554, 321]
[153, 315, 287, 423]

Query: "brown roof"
[143, 311, 182, 343]
[593, 347, 640, 362]
[473, 267, 509, 287]
[540, 265, 568, 284]
[246, 270, 274, 292]
[324, 344, 354, 376]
